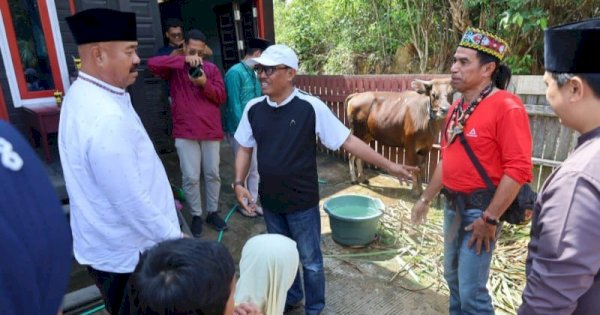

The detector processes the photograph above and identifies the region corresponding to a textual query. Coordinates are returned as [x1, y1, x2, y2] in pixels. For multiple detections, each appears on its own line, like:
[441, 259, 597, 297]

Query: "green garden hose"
[217, 205, 238, 243]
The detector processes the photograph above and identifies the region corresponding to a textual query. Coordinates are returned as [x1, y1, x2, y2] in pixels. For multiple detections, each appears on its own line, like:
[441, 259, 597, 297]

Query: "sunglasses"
[254, 65, 289, 76]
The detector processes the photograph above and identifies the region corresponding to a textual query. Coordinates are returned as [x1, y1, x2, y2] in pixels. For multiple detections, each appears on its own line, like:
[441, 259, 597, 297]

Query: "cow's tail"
[345, 93, 358, 134]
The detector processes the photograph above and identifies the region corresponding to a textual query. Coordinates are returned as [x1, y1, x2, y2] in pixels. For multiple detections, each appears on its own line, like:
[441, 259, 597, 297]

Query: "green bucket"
[323, 194, 384, 247]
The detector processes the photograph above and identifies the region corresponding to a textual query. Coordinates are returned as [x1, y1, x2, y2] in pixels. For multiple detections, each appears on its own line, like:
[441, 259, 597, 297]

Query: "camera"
[188, 64, 204, 78]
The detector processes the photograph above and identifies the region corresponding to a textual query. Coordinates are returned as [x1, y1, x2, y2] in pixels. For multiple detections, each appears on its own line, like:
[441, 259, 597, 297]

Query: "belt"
[441, 187, 495, 241]
[442, 187, 495, 212]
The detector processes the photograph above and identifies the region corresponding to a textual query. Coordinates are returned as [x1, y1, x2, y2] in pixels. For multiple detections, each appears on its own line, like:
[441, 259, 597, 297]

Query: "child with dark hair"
[130, 238, 235, 315]
[130, 239, 261, 315]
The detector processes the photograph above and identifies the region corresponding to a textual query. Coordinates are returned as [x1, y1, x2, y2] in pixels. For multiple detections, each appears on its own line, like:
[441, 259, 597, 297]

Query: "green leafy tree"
[275, 0, 600, 75]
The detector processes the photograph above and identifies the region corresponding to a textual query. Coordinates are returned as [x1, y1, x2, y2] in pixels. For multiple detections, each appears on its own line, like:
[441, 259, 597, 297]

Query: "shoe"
[190, 215, 203, 237]
[284, 301, 303, 313]
[206, 212, 228, 231]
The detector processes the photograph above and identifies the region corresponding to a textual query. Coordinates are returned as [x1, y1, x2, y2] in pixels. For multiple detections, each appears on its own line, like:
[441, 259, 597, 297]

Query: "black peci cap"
[66, 8, 137, 45]
[247, 37, 273, 51]
[544, 18, 600, 73]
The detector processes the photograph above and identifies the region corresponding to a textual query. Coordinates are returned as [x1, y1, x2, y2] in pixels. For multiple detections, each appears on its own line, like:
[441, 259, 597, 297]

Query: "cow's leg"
[411, 150, 430, 198]
[357, 157, 369, 184]
[414, 153, 428, 197]
[349, 154, 358, 184]
[405, 143, 423, 198]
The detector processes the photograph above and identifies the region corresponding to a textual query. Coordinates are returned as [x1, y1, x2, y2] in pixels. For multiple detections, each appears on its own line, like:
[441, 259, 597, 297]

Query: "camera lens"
[188, 65, 203, 78]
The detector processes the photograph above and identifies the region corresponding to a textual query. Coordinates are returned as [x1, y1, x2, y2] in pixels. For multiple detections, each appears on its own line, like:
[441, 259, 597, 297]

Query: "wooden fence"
[295, 74, 577, 191]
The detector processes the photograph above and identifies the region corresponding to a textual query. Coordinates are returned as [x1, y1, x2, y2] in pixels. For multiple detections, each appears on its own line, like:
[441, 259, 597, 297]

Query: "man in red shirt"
[149, 29, 227, 236]
[411, 28, 533, 314]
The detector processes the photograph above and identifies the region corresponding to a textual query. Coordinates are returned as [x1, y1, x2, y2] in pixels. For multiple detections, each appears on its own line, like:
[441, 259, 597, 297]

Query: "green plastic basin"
[323, 194, 384, 247]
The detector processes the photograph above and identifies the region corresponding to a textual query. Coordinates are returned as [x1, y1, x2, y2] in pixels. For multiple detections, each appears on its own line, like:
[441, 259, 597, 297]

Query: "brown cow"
[346, 77, 454, 196]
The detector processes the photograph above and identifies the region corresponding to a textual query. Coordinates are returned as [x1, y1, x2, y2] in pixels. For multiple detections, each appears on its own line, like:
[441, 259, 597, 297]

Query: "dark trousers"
[87, 266, 132, 315]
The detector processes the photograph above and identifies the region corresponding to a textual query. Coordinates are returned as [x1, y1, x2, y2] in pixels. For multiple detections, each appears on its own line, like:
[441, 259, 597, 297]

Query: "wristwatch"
[481, 212, 499, 225]
[231, 181, 244, 190]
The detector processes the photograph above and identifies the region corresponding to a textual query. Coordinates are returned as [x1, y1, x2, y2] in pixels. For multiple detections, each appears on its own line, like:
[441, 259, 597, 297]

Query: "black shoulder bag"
[458, 133, 536, 225]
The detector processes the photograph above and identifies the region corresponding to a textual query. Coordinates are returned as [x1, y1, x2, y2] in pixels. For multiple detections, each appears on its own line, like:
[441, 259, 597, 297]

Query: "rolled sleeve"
[498, 107, 533, 184]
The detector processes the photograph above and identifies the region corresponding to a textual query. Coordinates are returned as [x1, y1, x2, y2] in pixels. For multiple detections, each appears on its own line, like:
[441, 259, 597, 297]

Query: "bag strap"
[458, 133, 495, 191]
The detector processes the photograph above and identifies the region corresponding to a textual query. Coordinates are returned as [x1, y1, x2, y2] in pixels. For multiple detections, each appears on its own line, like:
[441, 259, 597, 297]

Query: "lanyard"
[444, 82, 494, 146]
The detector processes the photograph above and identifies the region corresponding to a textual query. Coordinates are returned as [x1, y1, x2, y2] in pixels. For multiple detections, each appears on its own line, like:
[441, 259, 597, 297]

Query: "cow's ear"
[411, 80, 432, 95]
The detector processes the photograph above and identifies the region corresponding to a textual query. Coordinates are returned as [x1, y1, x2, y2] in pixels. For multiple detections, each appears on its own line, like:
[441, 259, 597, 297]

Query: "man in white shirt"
[60, 8, 182, 314]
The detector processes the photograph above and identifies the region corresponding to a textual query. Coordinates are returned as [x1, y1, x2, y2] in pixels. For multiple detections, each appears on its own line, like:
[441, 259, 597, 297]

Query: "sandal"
[237, 205, 258, 218]
[255, 206, 264, 216]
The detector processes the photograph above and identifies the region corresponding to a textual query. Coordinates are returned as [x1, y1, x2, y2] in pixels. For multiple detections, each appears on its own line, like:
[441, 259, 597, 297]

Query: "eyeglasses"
[254, 65, 289, 76]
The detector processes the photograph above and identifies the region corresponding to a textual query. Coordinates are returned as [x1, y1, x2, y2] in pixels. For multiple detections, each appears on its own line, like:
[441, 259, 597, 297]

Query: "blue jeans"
[263, 206, 325, 315]
[444, 207, 501, 315]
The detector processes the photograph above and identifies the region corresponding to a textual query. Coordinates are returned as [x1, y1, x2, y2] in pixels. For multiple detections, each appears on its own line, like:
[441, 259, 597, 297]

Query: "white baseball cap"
[248, 44, 298, 70]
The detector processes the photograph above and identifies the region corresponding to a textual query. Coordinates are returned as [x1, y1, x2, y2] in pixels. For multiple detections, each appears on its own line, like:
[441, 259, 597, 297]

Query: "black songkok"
[544, 18, 600, 73]
[247, 37, 273, 51]
[66, 8, 137, 45]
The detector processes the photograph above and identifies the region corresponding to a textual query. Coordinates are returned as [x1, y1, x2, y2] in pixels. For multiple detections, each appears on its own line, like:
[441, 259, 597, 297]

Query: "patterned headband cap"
[459, 27, 509, 61]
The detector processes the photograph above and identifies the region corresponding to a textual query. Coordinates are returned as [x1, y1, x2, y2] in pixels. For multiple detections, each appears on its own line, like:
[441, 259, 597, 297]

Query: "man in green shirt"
[223, 37, 272, 217]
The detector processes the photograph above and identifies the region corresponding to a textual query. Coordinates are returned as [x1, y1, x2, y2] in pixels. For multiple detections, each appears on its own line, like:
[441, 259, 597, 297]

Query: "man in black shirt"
[233, 44, 417, 315]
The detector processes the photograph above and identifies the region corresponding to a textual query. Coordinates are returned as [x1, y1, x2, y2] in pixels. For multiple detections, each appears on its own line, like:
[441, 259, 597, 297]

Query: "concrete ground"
[161, 142, 448, 315]
[44, 138, 448, 314]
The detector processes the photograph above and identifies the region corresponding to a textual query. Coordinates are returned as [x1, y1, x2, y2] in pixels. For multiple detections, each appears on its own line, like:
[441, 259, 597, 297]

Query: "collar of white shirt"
[265, 88, 298, 108]
[78, 71, 127, 96]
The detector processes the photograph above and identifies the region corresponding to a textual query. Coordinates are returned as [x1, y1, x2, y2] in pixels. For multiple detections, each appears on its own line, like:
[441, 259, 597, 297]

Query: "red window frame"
[256, 0, 265, 38]
[0, 84, 8, 121]
[0, 0, 64, 99]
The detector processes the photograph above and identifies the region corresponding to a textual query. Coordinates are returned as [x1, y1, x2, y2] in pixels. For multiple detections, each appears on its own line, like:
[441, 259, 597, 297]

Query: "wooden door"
[214, 1, 259, 73]
[240, 2, 258, 43]
[214, 3, 240, 73]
